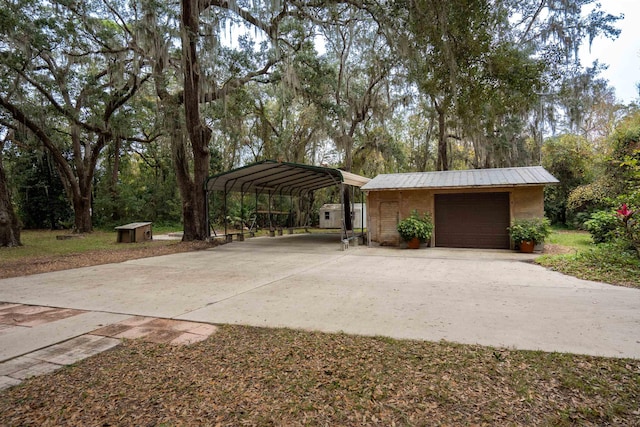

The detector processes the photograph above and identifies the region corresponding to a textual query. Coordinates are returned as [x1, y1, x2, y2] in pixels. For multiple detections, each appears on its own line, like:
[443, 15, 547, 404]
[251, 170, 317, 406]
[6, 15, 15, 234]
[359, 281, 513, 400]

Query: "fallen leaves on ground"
[1, 325, 638, 426]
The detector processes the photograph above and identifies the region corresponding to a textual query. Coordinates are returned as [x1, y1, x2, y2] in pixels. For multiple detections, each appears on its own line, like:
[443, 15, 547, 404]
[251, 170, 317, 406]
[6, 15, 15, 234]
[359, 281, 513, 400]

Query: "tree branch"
[202, 57, 278, 102]
[520, 0, 547, 44]
[203, 0, 283, 41]
[0, 95, 79, 196]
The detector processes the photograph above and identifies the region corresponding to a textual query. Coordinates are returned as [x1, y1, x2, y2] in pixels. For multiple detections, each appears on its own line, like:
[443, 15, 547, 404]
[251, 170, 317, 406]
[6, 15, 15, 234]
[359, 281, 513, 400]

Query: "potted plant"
[397, 210, 434, 249]
[507, 217, 551, 253]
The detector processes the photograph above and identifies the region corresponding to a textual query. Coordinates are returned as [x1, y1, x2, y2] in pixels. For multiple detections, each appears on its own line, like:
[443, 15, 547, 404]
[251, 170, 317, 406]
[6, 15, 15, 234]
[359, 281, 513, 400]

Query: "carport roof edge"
[361, 166, 559, 191]
[205, 160, 371, 194]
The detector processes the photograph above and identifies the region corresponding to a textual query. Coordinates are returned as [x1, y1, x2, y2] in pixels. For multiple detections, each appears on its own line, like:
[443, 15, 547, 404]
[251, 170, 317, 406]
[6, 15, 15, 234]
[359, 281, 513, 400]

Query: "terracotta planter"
[407, 237, 421, 249]
[519, 240, 535, 253]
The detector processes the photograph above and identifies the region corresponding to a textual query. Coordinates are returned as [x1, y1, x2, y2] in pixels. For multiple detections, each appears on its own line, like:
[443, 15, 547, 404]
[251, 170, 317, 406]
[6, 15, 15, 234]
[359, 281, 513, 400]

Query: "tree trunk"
[53, 152, 93, 234]
[436, 105, 448, 171]
[342, 189, 353, 231]
[339, 132, 354, 231]
[179, 0, 212, 241]
[173, 135, 197, 240]
[71, 193, 93, 234]
[0, 142, 21, 247]
[43, 153, 58, 229]
[0, 97, 96, 234]
[174, 134, 209, 241]
[430, 95, 450, 171]
[110, 137, 122, 221]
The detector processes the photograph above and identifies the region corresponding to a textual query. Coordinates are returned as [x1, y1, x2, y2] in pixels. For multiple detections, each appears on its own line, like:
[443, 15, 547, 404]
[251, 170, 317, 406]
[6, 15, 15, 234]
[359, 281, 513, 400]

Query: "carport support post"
[340, 183, 346, 242]
[278, 189, 284, 236]
[223, 186, 228, 237]
[342, 184, 353, 234]
[205, 188, 210, 238]
[287, 193, 294, 234]
[268, 191, 275, 237]
[305, 191, 313, 232]
[254, 189, 258, 237]
[239, 189, 245, 241]
[364, 190, 371, 246]
[352, 184, 356, 233]
[359, 188, 364, 244]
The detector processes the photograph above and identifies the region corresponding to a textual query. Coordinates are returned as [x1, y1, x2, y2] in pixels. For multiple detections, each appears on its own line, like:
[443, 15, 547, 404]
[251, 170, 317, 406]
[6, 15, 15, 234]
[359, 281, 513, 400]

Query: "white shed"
[319, 203, 367, 229]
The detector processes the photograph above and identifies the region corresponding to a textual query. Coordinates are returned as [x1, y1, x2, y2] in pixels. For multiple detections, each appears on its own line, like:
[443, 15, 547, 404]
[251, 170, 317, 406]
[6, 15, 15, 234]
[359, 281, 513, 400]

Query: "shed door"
[379, 201, 399, 245]
[435, 192, 510, 249]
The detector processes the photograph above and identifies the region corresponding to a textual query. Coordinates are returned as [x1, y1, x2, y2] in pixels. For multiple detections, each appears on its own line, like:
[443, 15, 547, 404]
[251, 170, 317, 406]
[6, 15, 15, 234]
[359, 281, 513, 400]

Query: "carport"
[205, 160, 370, 245]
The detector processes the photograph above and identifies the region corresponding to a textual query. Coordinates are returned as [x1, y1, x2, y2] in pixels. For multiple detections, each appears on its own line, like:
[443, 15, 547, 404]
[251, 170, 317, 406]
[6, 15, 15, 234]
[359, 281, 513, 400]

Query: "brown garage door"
[435, 192, 510, 249]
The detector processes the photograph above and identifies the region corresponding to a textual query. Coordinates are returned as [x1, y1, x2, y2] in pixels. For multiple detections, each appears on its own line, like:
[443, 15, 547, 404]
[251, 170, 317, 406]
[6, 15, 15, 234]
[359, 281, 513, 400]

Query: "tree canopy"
[0, 0, 633, 241]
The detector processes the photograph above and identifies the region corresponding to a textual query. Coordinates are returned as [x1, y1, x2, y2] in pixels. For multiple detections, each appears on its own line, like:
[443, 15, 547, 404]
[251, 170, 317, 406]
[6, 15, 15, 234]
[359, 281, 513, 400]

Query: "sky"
[579, 0, 640, 104]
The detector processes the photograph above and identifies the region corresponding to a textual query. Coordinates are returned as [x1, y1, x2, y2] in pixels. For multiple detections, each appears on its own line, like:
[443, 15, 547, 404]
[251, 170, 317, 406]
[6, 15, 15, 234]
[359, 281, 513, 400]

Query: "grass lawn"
[544, 228, 593, 251]
[0, 229, 216, 279]
[0, 229, 182, 261]
[538, 228, 640, 288]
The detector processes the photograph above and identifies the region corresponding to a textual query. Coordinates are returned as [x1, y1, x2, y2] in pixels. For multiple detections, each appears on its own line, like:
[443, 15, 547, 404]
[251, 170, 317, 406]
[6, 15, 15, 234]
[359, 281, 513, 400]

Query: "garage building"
[361, 166, 559, 249]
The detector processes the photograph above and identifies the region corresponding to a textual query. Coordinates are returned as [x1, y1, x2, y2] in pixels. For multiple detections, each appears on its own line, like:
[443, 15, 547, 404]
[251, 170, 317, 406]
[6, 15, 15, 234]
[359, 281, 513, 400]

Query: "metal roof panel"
[206, 160, 371, 195]
[361, 166, 559, 191]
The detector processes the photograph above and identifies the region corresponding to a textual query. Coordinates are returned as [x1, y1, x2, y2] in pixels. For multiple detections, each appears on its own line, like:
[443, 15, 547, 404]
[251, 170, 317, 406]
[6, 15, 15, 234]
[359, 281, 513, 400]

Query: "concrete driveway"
[1, 233, 639, 359]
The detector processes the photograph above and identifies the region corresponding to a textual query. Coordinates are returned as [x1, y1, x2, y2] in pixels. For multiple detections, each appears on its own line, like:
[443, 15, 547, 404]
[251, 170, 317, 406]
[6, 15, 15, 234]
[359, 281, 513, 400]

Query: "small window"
[324, 212, 330, 220]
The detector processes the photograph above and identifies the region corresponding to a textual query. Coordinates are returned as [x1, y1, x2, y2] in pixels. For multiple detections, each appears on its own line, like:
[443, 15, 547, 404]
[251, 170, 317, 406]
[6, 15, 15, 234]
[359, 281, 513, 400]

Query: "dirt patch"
[543, 243, 576, 255]
[0, 241, 217, 280]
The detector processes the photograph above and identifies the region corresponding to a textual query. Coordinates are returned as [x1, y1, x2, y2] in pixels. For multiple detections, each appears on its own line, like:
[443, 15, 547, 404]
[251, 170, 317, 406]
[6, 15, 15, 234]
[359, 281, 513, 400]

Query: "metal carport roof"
[206, 160, 371, 195]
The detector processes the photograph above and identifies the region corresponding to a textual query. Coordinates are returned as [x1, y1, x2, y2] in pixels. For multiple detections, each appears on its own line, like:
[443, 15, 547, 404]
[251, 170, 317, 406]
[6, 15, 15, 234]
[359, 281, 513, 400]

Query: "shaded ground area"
[1, 325, 638, 426]
[0, 240, 216, 280]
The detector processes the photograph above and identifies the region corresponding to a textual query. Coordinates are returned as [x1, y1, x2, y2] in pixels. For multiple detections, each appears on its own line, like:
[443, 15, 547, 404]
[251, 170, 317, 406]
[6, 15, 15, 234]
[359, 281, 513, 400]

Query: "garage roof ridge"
[361, 166, 558, 191]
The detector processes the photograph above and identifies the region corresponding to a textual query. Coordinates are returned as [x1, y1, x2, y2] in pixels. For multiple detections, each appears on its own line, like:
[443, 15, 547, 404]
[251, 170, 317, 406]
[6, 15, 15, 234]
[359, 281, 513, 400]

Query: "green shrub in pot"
[397, 210, 434, 243]
[507, 217, 551, 244]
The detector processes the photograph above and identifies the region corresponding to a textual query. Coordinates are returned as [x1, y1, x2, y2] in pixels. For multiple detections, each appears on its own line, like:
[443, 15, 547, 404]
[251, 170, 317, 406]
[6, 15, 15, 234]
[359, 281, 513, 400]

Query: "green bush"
[566, 179, 612, 228]
[538, 241, 640, 287]
[397, 210, 434, 242]
[614, 203, 640, 258]
[612, 191, 640, 210]
[584, 201, 639, 259]
[576, 240, 640, 276]
[507, 217, 551, 244]
[584, 210, 618, 244]
[542, 134, 595, 225]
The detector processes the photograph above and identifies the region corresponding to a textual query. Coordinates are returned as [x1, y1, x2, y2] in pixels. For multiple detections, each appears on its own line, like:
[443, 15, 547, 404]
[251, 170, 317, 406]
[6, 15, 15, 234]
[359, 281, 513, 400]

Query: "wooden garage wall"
[366, 186, 545, 246]
[511, 186, 545, 219]
[366, 189, 433, 246]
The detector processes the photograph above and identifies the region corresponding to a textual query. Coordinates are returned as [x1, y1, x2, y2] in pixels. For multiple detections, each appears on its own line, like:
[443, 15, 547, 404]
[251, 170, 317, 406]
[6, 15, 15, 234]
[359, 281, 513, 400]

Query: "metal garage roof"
[361, 166, 558, 191]
[206, 160, 371, 195]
